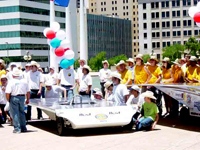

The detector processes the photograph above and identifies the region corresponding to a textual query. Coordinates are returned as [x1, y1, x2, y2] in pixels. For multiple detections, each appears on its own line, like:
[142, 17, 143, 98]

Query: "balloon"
[64, 50, 75, 59]
[43, 28, 51, 37]
[46, 30, 56, 39]
[50, 38, 61, 48]
[197, 22, 200, 27]
[188, 6, 199, 18]
[55, 47, 65, 57]
[60, 59, 70, 69]
[194, 12, 200, 23]
[68, 58, 75, 66]
[60, 40, 70, 49]
[51, 22, 60, 32]
[64, 48, 70, 51]
[56, 30, 66, 40]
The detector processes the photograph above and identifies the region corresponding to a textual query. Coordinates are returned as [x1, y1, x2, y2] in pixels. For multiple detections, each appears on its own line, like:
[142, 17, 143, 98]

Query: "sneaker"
[13, 130, 21, 134]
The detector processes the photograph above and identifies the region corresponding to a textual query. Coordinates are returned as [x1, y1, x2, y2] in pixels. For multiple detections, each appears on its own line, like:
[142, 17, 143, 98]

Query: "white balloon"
[197, 2, 200, 10]
[51, 22, 60, 32]
[56, 30, 66, 40]
[64, 50, 75, 60]
[43, 28, 51, 37]
[188, 6, 199, 18]
[196, 22, 200, 27]
[60, 40, 70, 49]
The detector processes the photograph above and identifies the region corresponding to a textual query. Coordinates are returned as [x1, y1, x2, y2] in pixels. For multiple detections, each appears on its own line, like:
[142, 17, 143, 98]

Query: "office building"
[0, 0, 77, 68]
[88, 0, 138, 57]
[138, 0, 199, 59]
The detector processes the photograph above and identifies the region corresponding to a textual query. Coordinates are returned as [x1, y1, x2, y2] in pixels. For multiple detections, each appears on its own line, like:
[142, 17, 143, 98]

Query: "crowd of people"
[0, 53, 199, 133]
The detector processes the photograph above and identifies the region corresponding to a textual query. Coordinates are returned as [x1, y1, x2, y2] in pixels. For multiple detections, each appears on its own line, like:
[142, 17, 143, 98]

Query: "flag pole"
[80, 0, 88, 63]
[50, 0, 58, 72]
[65, 6, 73, 50]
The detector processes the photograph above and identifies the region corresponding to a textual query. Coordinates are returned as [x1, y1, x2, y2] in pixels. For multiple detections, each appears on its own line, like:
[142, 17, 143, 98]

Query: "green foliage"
[74, 58, 80, 69]
[162, 43, 185, 61]
[143, 54, 150, 63]
[185, 37, 200, 56]
[88, 51, 106, 71]
[108, 54, 128, 66]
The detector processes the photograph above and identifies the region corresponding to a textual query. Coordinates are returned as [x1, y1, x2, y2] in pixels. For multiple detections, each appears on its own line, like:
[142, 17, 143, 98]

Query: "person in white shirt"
[47, 66, 58, 85]
[45, 81, 67, 100]
[26, 61, 44, 120]
[92, 91, 104, 101]
[5, 68, 30, 133]
[23, 63, 31, 81]
[99, 60, 111, 98]
[126, 58, 135, 82]
[57, 66, 76, 100]
[0, 74, 8, 124]
[7, 62, 17, 81]
[104, 81, 114, 102]
[76, 59, 86, 92]
[79, 65, 92, 98]
[111, 72, 129, 103]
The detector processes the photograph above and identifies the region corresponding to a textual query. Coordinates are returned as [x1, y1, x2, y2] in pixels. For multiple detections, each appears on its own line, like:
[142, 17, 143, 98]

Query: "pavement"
[1, 106, 200, 150]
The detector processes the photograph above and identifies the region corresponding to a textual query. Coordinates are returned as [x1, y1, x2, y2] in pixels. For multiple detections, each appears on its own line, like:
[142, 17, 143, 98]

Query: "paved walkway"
[1, 107, 200, 150]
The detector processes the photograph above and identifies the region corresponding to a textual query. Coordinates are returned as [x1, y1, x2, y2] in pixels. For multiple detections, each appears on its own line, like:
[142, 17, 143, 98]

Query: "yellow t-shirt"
[119, 69, 133, 86]
[0, 69, 6, 85]
[193, 67, 200, 80]
[162, 68, 173, 83]
[134, 64, 149, 84]
[186, 65, 197, 81]
[147, 65, 162, 84]
[173, 67, 183, 83]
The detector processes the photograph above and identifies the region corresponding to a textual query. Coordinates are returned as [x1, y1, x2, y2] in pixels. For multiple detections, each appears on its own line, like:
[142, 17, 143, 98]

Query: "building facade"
[88, 0, 138, 57]
[87, 14, 132, 59]
[138, 0, 199, 59]
[0, 0, 77, 68]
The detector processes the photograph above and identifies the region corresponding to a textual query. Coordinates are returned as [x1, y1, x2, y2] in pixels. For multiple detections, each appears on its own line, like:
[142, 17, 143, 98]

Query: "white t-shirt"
[45, 85, 65, 98]
[128, 66, 135, 80]
[113, 84, 129, 103]
[99, 68, 111, 83]
[6, 77, 30, 96]
[46, 72, 58, 85]
[107, 93, 115, 102]
[58, 69, 76, 86]
[27, 70, 44, 90]
[77, 67, 83, 81]
[79, 74, 92, 92]
[0, 86, 7, 104]
[6, 71, 13, 81]
[126, 94, 144, 106]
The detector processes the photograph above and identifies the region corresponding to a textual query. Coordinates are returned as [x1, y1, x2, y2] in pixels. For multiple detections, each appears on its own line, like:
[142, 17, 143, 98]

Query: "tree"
[162, 43, 185, 61]
[143, 54, 150, 63]
[74, 58, 80, 69]
[185, 37, 200, 56]
[88, 51, 106, 71]
[108, 54, 128, 66]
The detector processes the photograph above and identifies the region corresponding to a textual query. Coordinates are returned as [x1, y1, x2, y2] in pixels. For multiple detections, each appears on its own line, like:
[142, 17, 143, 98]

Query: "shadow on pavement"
[158, 116, 200, 132]
[28, 119, 138, 137]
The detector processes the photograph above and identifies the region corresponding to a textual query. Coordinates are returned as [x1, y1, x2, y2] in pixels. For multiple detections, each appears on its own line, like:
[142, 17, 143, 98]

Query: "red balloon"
[55, 47, 65, 57]
[46, 30, 56, 39]
[194, 13, 200, 23]
[64, 48, 70, 52]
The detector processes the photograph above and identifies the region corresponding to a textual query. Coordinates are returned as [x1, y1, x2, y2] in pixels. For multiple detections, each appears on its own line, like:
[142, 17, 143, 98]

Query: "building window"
[143, 13, 147, 19]
[162, 32, 166, 37]
[143, 3, 146, 9]
[144, 44, 148, 49]
[144, 23, 147, 29]
[167, 32, 170, 37]
[144, 33, 147, 38]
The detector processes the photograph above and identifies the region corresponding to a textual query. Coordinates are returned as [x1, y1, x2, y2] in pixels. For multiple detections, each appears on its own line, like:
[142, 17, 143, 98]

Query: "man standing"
[26, 61, 44, 120]
[47, 66, 58, 85]
[57, 66, 76, 100]
[99, 60, 111, 97]
[5, 68, 30, 133]
[111, 72, 129, 103]
[76, 59, 86, 92]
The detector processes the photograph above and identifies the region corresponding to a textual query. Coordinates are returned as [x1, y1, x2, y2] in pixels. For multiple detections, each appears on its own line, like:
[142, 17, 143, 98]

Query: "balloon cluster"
[43, 22, 75, 69]
[189, 2, 200, 27]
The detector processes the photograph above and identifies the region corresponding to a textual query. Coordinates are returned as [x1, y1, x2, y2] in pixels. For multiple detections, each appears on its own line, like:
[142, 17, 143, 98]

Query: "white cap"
[129, 85, 140, 92]
[12, 68, 22, 76]
[142, 91, 156, 100]
[0, 74, 7, 80]
[110, 72, 122, 81]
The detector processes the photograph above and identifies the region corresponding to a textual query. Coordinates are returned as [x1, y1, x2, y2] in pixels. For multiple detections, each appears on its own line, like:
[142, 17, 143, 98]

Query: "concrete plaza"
[1, 106, 200, 150]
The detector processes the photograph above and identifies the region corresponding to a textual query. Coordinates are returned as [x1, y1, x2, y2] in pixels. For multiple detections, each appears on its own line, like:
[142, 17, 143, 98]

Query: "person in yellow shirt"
[117, 60, 133, 88]
[172, 59, 184, 83]
[0, 59, 6, 85]
[134, 54, 152, 85]
[147, 55, 162, 84]
[185, 56, 197, 83]
[193, 64, 200, 82]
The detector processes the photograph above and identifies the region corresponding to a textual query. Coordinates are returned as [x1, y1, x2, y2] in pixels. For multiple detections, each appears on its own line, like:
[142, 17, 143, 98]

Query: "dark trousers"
[100, 82, 106, 98]
[0, 104, 6, 124]
[79, 91, 91, 98]
[26, 89, 42, 120]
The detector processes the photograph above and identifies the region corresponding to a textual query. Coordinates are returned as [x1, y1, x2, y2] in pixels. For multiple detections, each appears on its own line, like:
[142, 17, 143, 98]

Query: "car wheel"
[56, 117, 65, 136]
[180, 107, 189, 124]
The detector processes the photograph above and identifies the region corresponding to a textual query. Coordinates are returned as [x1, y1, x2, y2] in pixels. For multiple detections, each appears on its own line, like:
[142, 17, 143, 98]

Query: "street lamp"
[23, 51, 32, 63]
[151, 49, 156, 56]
